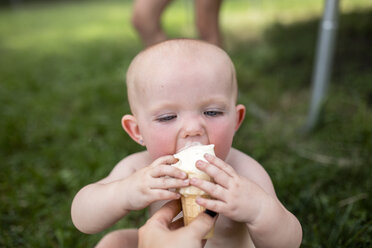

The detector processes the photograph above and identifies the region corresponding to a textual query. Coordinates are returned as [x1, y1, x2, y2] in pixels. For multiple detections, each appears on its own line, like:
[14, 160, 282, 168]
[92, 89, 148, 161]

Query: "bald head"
[126, 39, 238, 114]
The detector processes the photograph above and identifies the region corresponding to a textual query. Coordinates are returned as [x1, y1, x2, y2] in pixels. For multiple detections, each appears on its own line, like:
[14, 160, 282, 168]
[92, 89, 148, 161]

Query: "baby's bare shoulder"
[98, 151, 152, 184]
[116, 151, 152, 170]
[227, 148, 276, 197]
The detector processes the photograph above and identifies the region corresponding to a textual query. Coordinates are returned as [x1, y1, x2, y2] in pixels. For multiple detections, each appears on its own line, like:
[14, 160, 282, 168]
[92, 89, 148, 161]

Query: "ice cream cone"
[179, 172, 214, 239]
[173, 144, 216, 239]
[181, 194, 214, 239]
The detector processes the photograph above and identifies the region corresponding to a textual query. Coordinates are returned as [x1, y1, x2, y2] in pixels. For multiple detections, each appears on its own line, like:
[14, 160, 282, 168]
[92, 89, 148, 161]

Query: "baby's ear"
[121, 115, 143, 145]
[235, 104, 246, 131]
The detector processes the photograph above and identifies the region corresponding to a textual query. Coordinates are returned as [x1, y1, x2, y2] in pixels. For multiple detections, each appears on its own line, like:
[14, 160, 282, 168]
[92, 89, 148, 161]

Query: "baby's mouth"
[177, 141, 204, 153]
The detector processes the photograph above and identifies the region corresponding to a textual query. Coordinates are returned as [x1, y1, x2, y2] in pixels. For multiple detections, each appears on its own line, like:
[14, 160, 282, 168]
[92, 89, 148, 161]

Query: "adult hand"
[138, 200, 217, 248]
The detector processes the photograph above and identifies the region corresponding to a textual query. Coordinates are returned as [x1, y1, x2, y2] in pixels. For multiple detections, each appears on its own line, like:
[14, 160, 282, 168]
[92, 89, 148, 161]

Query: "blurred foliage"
[0, 0, 132, 8]
[1, 0, 73, 7]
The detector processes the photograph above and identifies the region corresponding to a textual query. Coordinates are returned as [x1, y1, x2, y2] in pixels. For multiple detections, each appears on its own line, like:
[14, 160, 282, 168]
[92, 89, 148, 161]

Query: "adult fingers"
[168, 217, 184, 230]
[150, 200, 182, 227]
[180, 210, 217, 240]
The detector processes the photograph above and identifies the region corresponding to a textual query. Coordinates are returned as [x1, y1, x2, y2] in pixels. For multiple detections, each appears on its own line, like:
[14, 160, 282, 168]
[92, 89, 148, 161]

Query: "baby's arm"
[190, 149, 302, 248]
[71, 152, 188, 234]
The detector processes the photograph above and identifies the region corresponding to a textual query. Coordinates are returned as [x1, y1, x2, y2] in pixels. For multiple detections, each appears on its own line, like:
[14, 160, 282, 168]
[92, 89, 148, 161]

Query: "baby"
[71, 39, 302, 248]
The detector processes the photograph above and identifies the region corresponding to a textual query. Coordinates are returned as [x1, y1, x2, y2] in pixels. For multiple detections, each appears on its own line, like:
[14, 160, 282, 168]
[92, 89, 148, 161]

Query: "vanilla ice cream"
[173, 144, 215, 195]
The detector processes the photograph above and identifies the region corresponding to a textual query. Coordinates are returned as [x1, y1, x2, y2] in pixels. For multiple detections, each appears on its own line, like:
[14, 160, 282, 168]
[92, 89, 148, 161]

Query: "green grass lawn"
[1, 0, 371, 247]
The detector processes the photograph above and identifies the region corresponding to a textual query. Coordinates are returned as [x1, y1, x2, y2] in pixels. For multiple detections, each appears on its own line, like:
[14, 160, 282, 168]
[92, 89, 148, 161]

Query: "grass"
[1, 0, 371, 247]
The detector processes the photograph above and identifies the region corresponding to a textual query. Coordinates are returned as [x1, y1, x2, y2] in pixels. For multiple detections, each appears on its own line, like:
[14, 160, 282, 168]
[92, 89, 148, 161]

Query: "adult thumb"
[184, 210, 218, 240]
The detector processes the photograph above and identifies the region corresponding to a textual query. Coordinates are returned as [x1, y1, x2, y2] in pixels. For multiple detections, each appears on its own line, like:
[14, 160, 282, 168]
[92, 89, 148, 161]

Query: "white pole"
[304, 0, 339, 132]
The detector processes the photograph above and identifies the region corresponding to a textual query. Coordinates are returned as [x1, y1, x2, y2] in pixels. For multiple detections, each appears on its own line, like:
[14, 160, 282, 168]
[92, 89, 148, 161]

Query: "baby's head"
[122, 39, 245, 160]
[126, 39, 238, 115]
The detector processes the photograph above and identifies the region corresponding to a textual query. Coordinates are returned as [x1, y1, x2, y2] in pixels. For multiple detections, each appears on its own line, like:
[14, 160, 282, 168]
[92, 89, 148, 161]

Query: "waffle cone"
[181, 195, 214, 239]
[180, 172, 214, 239]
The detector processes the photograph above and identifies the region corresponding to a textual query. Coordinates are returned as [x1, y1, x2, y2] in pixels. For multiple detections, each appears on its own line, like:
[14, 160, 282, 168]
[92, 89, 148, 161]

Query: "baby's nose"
[181, 118, 205, 138]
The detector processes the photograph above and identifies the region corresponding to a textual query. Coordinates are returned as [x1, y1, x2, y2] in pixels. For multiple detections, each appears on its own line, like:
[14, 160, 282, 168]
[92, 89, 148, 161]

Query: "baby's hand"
[124, 155, 189, 211]
[190, 154, 267, 224]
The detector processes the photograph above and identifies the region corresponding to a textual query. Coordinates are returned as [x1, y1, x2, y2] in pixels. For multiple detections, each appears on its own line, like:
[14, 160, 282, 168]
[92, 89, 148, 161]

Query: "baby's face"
[129, 45, 244, 160]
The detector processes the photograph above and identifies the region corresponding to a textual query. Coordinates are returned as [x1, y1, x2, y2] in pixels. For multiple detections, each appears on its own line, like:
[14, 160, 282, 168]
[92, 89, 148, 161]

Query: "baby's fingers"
[195, 197, 225, 214]
[150, 155, 178, 167]
[150, 189, 181, 202]
[151, 164, 187, 179]
[151, 177, 189, 190]
[189, 178, 228, 203]
[204, 153, 237, 177]
[195, 160, 231, 188]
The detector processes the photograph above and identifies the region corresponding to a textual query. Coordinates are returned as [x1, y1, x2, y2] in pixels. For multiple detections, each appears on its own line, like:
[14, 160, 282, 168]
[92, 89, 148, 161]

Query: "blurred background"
[1, 0, 371, 247]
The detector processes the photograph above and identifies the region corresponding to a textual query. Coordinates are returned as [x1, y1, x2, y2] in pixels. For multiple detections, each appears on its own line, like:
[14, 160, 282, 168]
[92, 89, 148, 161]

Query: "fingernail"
[204, 209, 217, 218]
[196, 160, 204, 166]
[183, 179, 189, 185]
[205, 153, 212, 159]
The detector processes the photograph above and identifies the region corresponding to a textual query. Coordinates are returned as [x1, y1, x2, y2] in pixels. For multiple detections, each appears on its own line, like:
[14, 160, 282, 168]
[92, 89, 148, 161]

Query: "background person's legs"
[95, 229, 138, 248]
[194, 0, 223, 47]
[132, 0, 173, 47]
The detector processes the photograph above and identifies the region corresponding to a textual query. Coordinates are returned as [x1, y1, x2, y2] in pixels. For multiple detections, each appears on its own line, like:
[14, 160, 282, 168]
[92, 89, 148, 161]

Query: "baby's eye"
[204, 110, 223, 117]
[156, 115, 177, 122]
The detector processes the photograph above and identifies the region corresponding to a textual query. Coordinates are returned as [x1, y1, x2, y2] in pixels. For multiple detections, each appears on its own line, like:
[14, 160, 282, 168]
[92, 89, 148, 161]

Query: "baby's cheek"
[209, 122, 235, 160]
[214, 139, 233, 160]
[146, 135, 175, 159]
